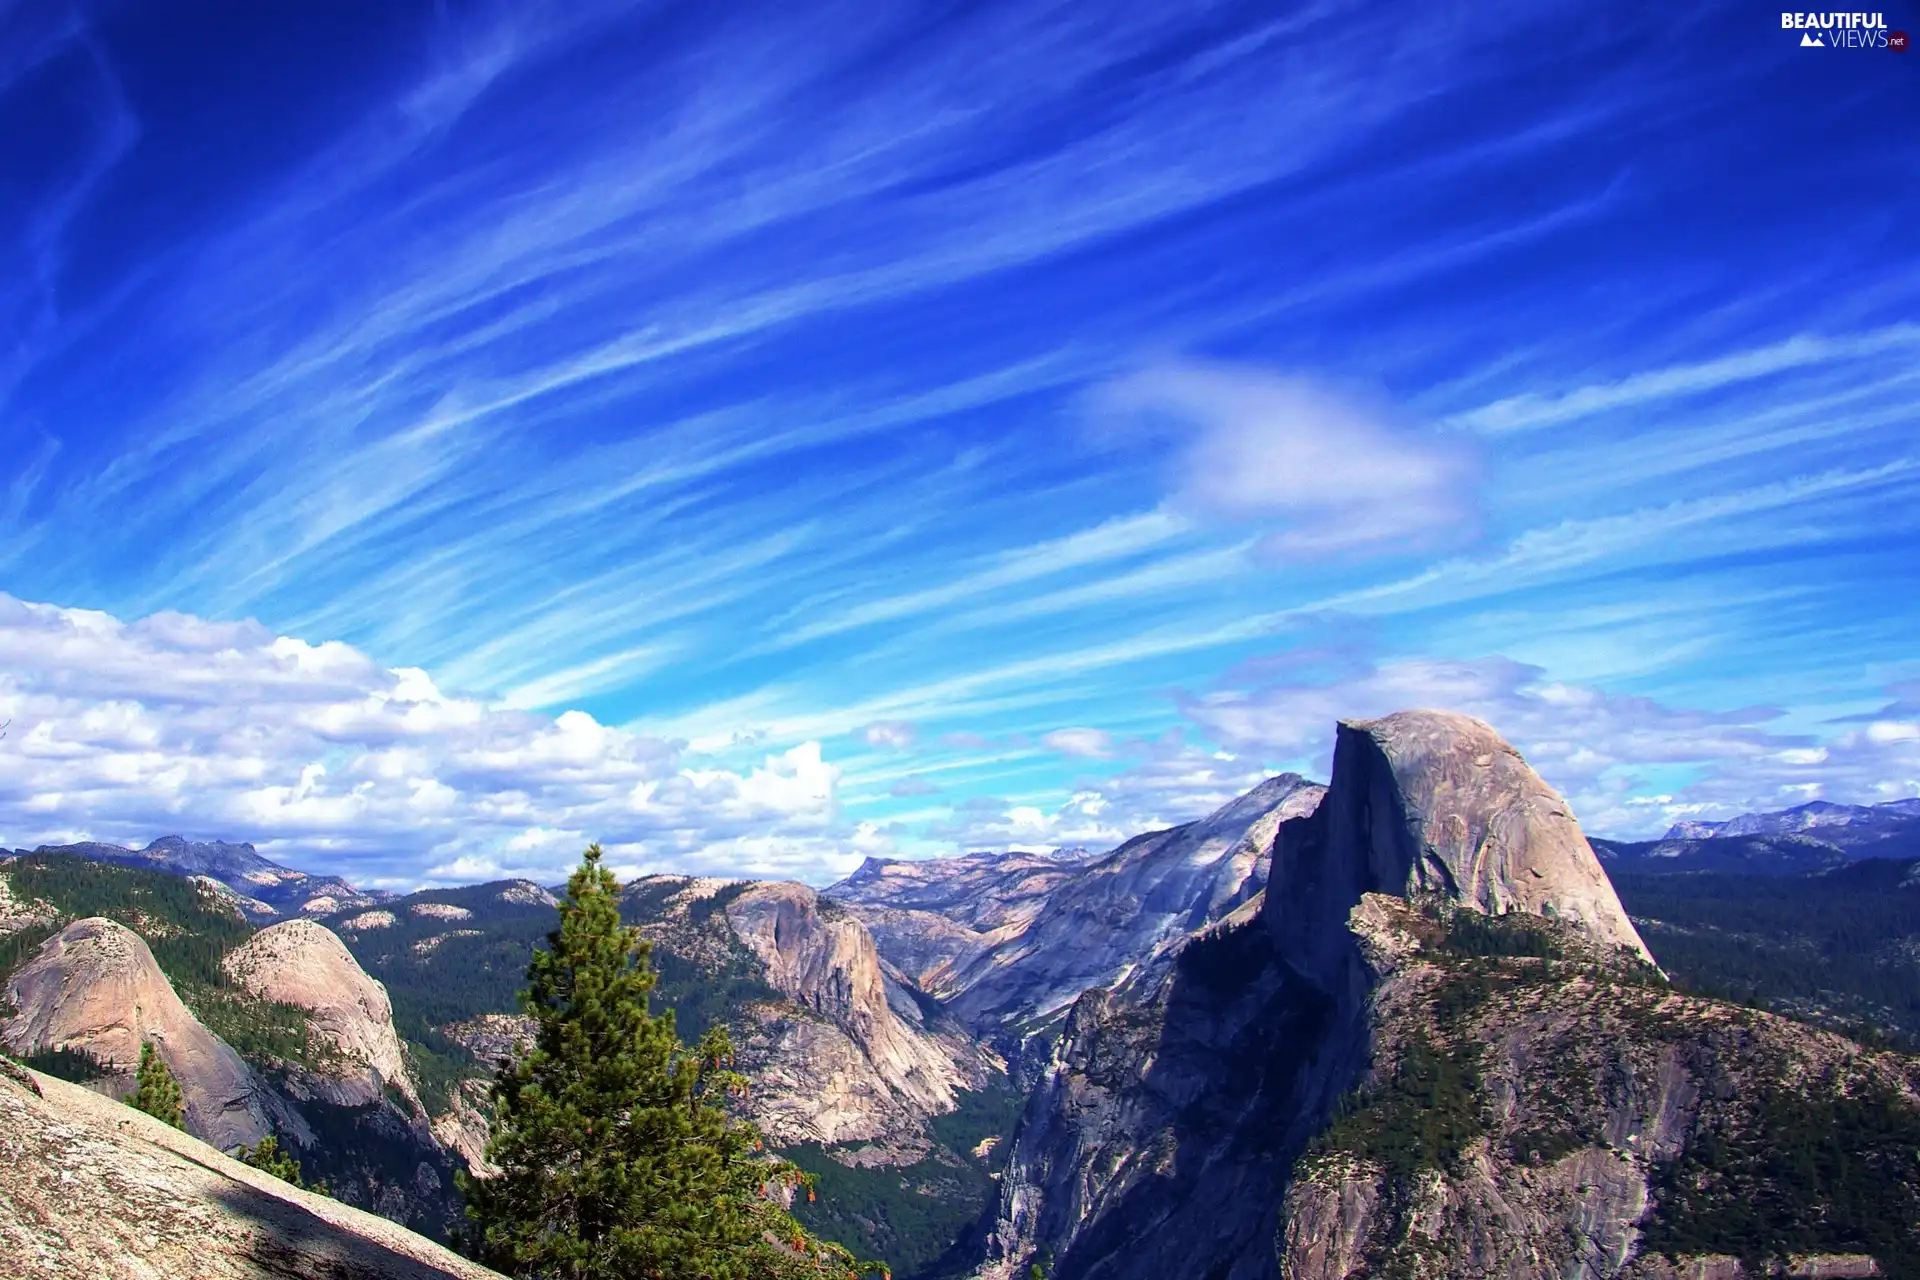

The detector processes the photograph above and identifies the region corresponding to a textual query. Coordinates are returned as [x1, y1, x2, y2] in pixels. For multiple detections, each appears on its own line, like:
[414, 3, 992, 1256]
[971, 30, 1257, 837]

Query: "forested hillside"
[1613, 858, 1920, 1047]
[0, 854, 328, 1073]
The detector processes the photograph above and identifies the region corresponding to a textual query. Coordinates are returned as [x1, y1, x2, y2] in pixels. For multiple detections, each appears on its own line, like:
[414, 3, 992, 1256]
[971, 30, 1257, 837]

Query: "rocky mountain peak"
[221, 919, 418, 1110]
[943, 773, 1327, 1030]
[1268, 710, 1651, 980]
[2, 917, 276, 1151]
[723, 881, 981, 1122]
[143, 835, 269, 869]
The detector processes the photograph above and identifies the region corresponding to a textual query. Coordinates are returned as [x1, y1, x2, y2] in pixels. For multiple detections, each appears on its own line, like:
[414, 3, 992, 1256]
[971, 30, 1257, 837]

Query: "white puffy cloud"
[930, 735, 1279, 853]
[860, 720, 918, 749]
[1041, 727, 1115, 758]
[1176, 652, 1920, 838]
[1092, 361, 1478, 559]
[929, 792, 1123, 854]
[0, 594, 880, 887]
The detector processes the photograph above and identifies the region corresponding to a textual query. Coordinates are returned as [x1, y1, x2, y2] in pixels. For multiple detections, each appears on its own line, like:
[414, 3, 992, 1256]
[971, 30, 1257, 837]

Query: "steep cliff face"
[1280, 894, 1906, 1279]
[222, 919, 418, 1110]
[828, 852, 1089, 995]
[626, 876, 1000, 1151]
[2, 917, 279, 1152]
[1265, 713, 1649, 991]
[1359, 712, 1650, 959]
[972, 711, 1915, 1280]
[831, 776, 1326, 1049]
[220, 918, 461, 1238]
[0, 1062, 500, 1280]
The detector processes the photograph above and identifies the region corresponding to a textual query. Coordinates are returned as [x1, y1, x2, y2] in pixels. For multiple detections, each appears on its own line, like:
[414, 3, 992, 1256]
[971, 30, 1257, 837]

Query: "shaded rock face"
[0, 1064, 500, 1280]
[980, 921, 1356, 1280]
[222, 919, 418, 1110]
[429, 1077, 497, 1177]
[951, 775, 1327, 1037]
[970, 713, 1669, 1280]
[2, 917, 277, 1152]
[1268, 712, 1650, 984]
[220, 919, 461, 1240]
[831, 776, 1326, 1059]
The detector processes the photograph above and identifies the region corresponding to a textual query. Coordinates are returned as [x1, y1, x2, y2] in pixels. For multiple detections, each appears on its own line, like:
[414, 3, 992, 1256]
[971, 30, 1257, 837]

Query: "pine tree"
[237, 1134, 326, 1194]
[129, 1041, 185, 1130]
[464, 844, 876, 1280]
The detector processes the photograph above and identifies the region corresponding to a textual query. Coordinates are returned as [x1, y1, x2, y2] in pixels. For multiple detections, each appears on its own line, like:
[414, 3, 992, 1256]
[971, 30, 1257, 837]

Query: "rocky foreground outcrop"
[2, 917, 279, 1152]
[970, 710, 1914, 1280]
[0, 1059, 499, 1280]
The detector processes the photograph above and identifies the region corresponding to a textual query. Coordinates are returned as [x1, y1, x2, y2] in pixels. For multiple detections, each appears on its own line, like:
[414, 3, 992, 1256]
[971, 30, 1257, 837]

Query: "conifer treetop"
[464, 843, 883, 1280]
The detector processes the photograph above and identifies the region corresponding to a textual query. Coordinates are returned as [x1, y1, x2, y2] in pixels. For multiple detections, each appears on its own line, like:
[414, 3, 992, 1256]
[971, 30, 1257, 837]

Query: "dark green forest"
[1613, 859, 1920, 1046]
[786, 1081, 1026, 1278]
[319, 878, 789, 1114]
[1641, 1080, 1920, 1275]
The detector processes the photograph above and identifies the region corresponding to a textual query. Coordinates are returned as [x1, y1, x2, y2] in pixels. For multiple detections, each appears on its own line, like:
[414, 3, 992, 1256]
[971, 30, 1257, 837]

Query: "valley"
[5, 712, 1920, 1278]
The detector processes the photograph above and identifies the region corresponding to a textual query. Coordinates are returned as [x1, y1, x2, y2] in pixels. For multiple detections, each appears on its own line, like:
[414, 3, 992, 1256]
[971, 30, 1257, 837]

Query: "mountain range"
[5, 713, 1919, 1278]
[1592, 797, 1920, 876]
[9, 835, 388, 917]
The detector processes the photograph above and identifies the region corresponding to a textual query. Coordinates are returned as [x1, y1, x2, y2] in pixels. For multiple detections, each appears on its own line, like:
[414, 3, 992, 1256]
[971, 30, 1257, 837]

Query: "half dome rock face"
[1357, 710, 1650, 960]
[1268, 710, 1651, 980]
[221, 919, 418, 1110]
[1, 918, 273, 1151]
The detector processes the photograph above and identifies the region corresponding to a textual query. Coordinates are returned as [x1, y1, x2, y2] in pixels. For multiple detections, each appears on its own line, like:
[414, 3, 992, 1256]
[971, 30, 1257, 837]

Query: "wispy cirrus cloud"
[1447, 325, 1920, 434]
[0, 0, 1914, 879]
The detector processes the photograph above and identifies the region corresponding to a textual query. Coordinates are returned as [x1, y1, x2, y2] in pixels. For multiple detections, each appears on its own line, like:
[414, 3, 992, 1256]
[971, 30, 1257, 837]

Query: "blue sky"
[1, 0, 1917, 887]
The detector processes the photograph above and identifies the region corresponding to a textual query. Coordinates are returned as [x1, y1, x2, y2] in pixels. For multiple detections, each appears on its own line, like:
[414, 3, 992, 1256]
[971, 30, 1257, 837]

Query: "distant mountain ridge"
[1592, 796, 1920, 876]
[16, 835, 388, 917]
[1665, 796, 1920, 840]
[829, 774, 1327, 1062]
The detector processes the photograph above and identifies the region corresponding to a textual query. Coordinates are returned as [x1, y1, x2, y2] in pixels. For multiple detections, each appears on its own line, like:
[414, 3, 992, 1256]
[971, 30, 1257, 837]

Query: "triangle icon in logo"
[1800, 31, 1824, 45]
